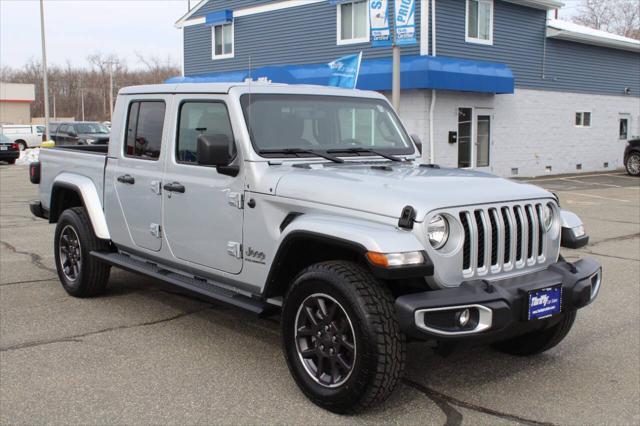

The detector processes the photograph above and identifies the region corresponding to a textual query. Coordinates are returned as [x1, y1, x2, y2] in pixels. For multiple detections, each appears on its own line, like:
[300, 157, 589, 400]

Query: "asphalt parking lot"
[1, 164, 638, 425]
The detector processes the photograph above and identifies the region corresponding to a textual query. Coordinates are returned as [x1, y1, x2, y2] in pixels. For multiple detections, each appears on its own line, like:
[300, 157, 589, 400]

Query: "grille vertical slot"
[514, 206, 524, 262]
[460, 212, 471, 270]
[474, 210, 486, 269]
[525, 205, 535, 260]
[489, 209, 499, 266]
[501, 207, 512, 264]
[536, 204, 544, 257]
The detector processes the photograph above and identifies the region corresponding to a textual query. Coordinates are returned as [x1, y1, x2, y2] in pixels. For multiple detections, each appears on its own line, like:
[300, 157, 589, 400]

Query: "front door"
[112, 98, 169, 252]
[457, 107, 493, 170]
[162, 96, 244, 274]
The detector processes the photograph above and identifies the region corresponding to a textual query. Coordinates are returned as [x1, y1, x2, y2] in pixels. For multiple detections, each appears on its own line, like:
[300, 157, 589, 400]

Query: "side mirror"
[197, 133, 239, 177]
[411, 134, 422, 154]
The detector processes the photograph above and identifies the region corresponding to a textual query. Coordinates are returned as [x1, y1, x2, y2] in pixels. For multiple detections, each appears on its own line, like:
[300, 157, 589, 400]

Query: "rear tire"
[54, 207, 111, 297]
[17, 141, 27, 151]
[7, 159, 16, 165]
[626, 152, 640, 176]
[281, 261, 405, 414]
[492, 311, 577, 356]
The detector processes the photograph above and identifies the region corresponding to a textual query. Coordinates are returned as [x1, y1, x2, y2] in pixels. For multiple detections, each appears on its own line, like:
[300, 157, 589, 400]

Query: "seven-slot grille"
[459, 203, 547, 277]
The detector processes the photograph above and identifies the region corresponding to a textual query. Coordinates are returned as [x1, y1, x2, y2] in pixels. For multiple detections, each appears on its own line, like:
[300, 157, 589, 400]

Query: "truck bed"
[38, 146, 108, 211]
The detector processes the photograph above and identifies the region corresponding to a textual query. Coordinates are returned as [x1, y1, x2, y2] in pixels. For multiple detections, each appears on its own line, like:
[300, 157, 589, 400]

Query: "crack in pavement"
[0, 306, 213, 353]
[403, 378, 557, 426]
[588, 232, 640, 247]
[0, 240, 57, 274]
[0, 278, 56, 287]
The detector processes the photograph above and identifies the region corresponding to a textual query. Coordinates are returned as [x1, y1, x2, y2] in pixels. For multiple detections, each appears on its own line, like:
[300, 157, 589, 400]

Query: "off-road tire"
[54, 207, 111, 297]
[492, 311, 577, 356]
[282, 261, 406, 414]
[626, 152, 640, 176]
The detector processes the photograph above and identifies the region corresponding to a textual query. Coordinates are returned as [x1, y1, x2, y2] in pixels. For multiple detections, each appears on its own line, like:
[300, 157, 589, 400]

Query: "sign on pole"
[328, 52, 363, 89]
[394, 0, 417, 45]
[369, 0, 391, 47]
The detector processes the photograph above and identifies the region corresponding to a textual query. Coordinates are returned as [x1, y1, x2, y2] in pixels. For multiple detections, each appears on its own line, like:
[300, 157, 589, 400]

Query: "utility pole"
[80, 75, 85, 121]
[391, 44, 400, 111]
[188, 0, 191, 11]
[103, 59, 118, 121]
[39, 0, 50, 140]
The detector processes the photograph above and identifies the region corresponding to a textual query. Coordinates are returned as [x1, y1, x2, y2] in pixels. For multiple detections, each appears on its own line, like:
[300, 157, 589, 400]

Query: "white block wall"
[388, 88, 640, 177]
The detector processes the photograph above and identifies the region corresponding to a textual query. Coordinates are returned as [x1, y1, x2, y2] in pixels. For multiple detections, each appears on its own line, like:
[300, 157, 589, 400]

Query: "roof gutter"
[546, 27, 640, 52]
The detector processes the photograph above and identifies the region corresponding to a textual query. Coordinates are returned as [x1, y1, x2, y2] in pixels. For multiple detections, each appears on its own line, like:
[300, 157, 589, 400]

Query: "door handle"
[117, 174, 135, 184]
[163, 182, 185, 193]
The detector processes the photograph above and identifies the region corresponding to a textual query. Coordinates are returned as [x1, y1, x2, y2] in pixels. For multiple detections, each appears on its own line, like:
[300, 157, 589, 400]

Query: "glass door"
[457, 107, 492, 170]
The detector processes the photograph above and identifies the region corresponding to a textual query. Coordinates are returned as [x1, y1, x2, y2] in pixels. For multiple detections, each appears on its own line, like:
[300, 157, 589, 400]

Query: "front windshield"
[75, 123, 109, 134]
[240, 94, 414, 157]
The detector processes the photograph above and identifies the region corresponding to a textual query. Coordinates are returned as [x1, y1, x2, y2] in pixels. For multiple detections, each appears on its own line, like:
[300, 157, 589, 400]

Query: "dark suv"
[624, 138, 640, 176]
[51, 122, 110, 145]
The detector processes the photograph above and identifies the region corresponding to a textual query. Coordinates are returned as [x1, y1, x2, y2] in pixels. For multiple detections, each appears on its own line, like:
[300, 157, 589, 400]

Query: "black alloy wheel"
[294, 293, 356, 388]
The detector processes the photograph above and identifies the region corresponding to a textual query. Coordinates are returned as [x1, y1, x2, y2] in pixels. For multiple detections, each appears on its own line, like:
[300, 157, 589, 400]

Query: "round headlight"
[427, 215, 449, 249]
[543, 204, 554, 231]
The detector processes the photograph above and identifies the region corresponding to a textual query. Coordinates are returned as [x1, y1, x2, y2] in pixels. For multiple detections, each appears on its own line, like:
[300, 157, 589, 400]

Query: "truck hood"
[274, 162, 552, 220]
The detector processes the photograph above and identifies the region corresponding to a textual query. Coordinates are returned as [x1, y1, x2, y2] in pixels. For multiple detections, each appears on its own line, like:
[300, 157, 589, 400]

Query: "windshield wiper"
[258, 148, 344, 163]
[327, 147, 402, 162]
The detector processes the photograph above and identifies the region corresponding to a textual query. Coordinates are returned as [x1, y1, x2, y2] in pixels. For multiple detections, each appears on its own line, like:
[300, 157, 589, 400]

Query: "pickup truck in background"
[0, 124, 45, 150]
[28, 82, 602, 413]
[50, 121, 110, 146]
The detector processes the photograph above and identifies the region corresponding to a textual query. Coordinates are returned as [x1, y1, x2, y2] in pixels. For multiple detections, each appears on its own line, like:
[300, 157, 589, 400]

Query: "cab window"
[124, 101, 166, 160]
[176, 101, 235, 164]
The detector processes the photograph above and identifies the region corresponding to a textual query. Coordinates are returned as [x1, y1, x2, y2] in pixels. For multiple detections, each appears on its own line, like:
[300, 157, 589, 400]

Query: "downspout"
[428, 0, 436, 163]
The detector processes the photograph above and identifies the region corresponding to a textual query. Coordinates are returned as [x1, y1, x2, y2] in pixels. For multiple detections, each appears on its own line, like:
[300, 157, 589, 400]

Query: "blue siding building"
[175, 0, 640, 176]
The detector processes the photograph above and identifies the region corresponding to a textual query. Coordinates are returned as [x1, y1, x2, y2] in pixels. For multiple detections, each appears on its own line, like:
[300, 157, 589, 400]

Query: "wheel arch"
[262, 214, 427, 299]
[49, 174, 110, 240]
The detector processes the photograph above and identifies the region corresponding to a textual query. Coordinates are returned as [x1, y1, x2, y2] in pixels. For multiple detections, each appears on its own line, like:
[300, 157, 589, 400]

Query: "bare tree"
[2, 54, 180, 122]
[573, 0, 640, 40]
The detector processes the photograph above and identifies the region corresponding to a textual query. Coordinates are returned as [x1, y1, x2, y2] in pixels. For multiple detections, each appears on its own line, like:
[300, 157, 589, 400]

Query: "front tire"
[626, 152, 640, 176]
[282, 261, 405, 414]
[54, 207, 111, 297]
[492, 311, 577, 356]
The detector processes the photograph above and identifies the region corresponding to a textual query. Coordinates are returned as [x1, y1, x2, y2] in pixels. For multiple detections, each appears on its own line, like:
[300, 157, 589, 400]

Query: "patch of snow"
[16, 148, 40, 165]
[547, 19, 640, 46]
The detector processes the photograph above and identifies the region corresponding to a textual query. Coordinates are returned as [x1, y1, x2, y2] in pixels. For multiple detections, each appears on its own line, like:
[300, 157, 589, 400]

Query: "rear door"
[110, 97, 169, 252]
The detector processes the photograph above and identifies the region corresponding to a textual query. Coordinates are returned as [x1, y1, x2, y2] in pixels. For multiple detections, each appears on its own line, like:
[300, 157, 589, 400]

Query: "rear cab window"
[124, 101, 166, 160]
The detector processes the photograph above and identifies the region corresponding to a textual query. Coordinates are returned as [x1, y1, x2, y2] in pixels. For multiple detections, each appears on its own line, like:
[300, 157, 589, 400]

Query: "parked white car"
[0, 124, 46, 150]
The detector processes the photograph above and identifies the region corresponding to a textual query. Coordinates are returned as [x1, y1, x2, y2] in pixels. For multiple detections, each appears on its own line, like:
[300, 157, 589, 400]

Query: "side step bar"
[91, 251, 271, 316]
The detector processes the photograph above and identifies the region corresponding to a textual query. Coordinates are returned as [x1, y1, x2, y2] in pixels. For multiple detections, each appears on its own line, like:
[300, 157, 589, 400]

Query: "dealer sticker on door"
[528, 285, 562, 320]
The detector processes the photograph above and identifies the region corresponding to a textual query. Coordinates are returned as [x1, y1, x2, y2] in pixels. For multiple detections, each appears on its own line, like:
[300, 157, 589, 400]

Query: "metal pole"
[391, 44, 400, 111]
[108, 62, 114, 121]
[39, 0, 50, 140]
[81, 88, 85, 122]
[188, 0, 191, 11]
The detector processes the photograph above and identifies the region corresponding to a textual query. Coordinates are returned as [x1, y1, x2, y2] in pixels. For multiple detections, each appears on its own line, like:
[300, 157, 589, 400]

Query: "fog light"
[457, 309, 471, 327]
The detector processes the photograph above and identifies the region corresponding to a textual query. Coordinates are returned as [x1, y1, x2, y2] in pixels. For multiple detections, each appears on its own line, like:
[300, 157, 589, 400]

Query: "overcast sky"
[1, 0, 580, 70]
[1, 0, 190, 69]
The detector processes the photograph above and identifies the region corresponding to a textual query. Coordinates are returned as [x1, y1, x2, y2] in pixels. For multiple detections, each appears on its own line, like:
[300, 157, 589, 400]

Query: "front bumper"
[395, 258, 601, 341]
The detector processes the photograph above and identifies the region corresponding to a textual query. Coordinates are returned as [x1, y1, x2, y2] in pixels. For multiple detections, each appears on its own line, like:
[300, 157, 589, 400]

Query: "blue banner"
[369, 0, 391, 47]
[394, 0, 417, 45]
[328, 52, 363, 89]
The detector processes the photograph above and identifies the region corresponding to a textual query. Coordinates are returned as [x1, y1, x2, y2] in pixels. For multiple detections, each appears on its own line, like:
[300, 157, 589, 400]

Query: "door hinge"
[150, 180, 162, 195]
[227, 241, 242, 259]
[227, 191, 244, 209]
[150, 223, 162, 238]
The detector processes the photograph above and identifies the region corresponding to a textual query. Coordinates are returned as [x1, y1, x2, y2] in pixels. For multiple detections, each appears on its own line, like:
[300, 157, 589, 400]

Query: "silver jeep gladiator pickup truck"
[29, 82, 602, 413]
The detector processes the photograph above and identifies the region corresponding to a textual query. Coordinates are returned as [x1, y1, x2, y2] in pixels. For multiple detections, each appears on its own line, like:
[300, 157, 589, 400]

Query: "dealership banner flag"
[394, 0, 417, 45]
[328, 52, 363, 89]
[369, 0, 391, 47]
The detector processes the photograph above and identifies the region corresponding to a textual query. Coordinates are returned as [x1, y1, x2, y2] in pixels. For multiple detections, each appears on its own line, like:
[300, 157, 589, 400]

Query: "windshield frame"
[239, 94, 416, 160]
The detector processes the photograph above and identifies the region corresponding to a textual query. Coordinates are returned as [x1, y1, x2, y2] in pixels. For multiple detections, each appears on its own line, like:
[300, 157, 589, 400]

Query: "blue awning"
[205, 10, 233, 26]
[167, 55, 514, 94]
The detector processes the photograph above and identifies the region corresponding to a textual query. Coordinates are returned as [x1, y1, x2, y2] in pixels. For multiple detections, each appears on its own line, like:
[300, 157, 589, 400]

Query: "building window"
[212, 22, 233, 59]
[337, 1, 369, 45]
[575, 112, 591, 128]
[466, 0, 493, 45]
[619, 118, 629, 140]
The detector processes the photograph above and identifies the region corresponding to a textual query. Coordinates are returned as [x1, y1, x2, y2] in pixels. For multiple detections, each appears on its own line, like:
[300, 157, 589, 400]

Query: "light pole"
[39, 0, 50, 140]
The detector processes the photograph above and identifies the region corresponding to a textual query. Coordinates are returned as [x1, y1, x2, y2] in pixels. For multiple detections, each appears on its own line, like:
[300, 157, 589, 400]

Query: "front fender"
[279, 214, 425, 254]
[52, 173, 110, 240]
